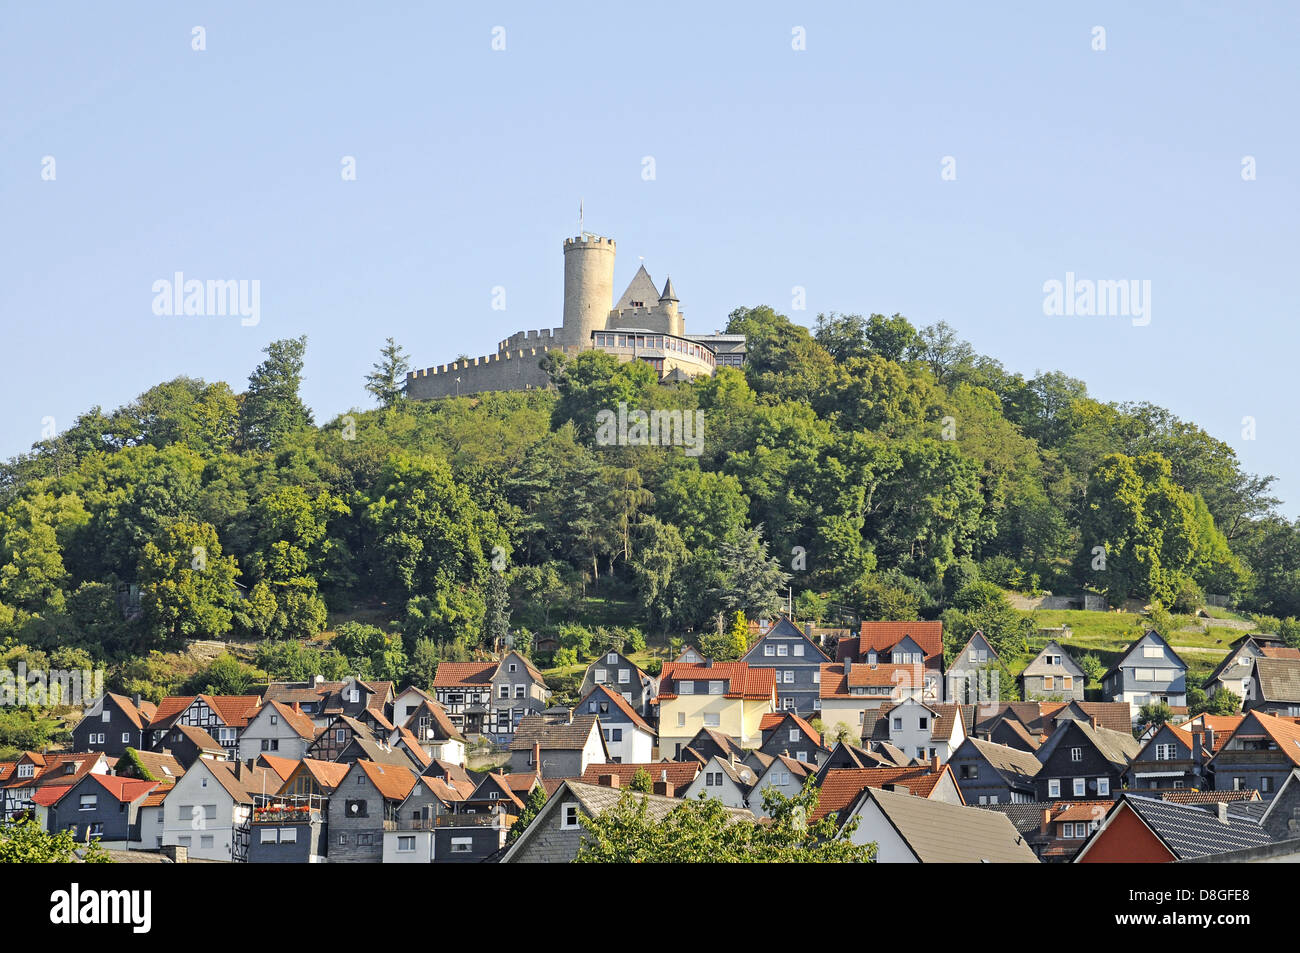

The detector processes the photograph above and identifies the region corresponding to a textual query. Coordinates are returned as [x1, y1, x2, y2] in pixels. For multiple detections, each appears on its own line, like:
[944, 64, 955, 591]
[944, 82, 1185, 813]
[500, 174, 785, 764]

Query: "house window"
[1070, 747, 1082, 762]
[1062, 677, 1073, 690]
[498, 686, 509, 699]
[594, 670, 606, 684]
[16, 764, 33, 779]
[397, 835, 416, 853]
[338, 834, 347, 845]
[1143, 646, 1161, 658]
[451, 838, 473, 853]
[1048, 779, 1061, 798]
[1062, 822, 1074, 838]
[279, 827, 297, 843]
[348, 689, 360, 703]
[510, 662, 518, 672]
[793, 645, 804, 657]
[1097, 778, 1110, 796]
[1044, 677, 1055, 690]
[919, 717, 928, 730]
[260, 827, 279, 844]
[704, 713, 720, 728]
[200, 835, 214, 850]
[777, 645, 789, 657]
[788, 728, 799, 743]
[514, 685, 525, 698]
[764, 645, 775, 657]
[1261, 777, 1274, 794]
[892, 718, 902, 731]
[262, 739, 279, 751]
[677, 712, 685, 727]
[607, 653, 618, 664]
[679, 681, 694, 695]
[1073, 778, 1086, 797]
[706, 772, 723, 786]
[708, 681, 723, 695]
[121, 732, 131, 743]
[335, 729, 346, 743]
[960, 764, 978, 779]
[1135, 668, 1155, 682]
[561, 804, 580, 829]
[79, 795, 97, 812]
[270, 715, 278, 726]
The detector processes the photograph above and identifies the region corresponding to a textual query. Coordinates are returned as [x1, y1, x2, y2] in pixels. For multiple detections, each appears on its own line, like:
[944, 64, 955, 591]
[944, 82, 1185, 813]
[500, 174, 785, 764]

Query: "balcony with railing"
[252, 793, 327, 823]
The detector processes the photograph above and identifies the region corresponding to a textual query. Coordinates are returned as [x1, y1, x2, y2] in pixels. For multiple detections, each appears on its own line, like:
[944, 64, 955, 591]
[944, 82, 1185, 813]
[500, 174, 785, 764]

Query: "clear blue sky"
[2, 2, 1297, 514]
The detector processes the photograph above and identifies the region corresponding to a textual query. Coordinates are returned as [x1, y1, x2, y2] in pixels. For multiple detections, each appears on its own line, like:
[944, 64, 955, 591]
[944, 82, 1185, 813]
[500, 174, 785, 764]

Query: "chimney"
[652, 781, 671, 796]
[313, 674, 324, 686]
[1091, 717, 1101, 730]
[133, 693, 143, 709]
[161, 844, 189, 863]
[567, 707, 574, 725]
[1040, 808, 1053, 836]
[844, 658, 852, 676]
[930, 754, 940, 772]
[1206, 727, 1216, 752]
[532, 741, 541, 771]
[705, 658, 714, 669]
[293, 701, 301, 714]
[660, 768, 668, 782]
[598, 774, 619, 789]
[1217, 802, 1229, 824]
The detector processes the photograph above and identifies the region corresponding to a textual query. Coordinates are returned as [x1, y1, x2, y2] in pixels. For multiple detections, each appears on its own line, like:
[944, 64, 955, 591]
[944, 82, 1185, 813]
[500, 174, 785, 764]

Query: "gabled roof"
[469, 773, 526, 811]
[1254, 657, 1300, 703]
[261, 701, 320, 740]
[655, 662, 776, 701]
[1019, 640, 1085, 678]
[579, 761, 701, 796]
[394, 728, 433, 768]
[578, 684, 654, 735]
[114, 750, 184, 781]
[854, 621, 943, 662]
[1208, 710, 1300, 768]
[85, 773, 161, 804]
[509, 714, 602, 752]
[421, 759, 478, 799]
[254, 754, 300, 781]
[679, 728, 747, 763]
[1261, 645, 1300, 659]
[199, 760, 255, 805]
[1037, 718, 1141, 770]
[432, 662, 498, 688]
[402, 699, 466, 743]
[759, 711, 825, 748]
[947, 629, 1000, 671]
[148, 694, 261, 731]
[102, 692, 157, 730]
[859, 786, 1038, 863]
[281, 758, 350, 794]
[1102, 630, 1188, 680]
[349, 735, 421, 769]
[1129, 722, 1195, 763]
[961, 738, 1042, 786]
[614, 264, 662, 310]
[355, 760, 418, 802]
[1079, 794, 1274, 861]
[1175, 714, 1244, 751]
[743, 615, 831, 662]
[812, 766, 952, 821]
[168, 723, 225, 754]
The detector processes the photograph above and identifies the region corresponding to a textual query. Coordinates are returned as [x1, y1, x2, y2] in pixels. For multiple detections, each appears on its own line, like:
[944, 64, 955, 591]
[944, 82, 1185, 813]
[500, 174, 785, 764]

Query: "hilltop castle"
[406, 229, 745, 399]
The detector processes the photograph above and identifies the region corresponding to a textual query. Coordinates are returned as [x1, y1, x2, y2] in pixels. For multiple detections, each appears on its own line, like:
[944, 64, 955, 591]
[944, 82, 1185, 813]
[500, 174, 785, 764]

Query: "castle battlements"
[563, 235, 615, 249]
[499, 327, 565, 352]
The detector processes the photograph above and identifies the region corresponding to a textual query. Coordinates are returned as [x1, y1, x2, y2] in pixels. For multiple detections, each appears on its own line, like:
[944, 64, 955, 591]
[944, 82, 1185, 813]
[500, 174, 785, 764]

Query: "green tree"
[506, 785, 548, 844]
[1137, 701, 1174, 731]
[0, 817, 111, 863]
[240, 336, 314, 451]
[137, 520, 239, 645]
[575, 778, 874, 863]
[365, 337, 411, 409]
[708, 525, 790, 619]
[628, 767, 654, 793]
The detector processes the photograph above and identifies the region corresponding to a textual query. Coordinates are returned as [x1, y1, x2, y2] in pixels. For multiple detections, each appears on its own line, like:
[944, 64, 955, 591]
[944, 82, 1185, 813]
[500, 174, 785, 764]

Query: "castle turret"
[562, 234, 616, 347]
[659, 276, 683, 336]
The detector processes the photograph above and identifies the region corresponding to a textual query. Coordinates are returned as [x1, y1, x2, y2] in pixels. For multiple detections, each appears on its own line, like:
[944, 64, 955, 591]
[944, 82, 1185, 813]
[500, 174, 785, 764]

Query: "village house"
[577, 684, 655, 763]
[577, 761, 700, 797]
[237, 701, 319, 762]
[837, 621, 944, 704]
[393, 698, 467, 765]
[818, 659, 927, 738]
[1019, 640, 1086, 702]
[680, 754, 760, 811]
[158, 758, 268, 862]
[1123, 722, 1210, 791]
[1208, 710, 1300, 798]
[1203, 634, 1300, 703]
[71, 693, 156, 757]
[744, 752, 816, 818]
[756, 711, 827, 765]
[508, 713, 608, 778]
[948, 737, 1041, 805]
[653, 660, 776, 759]
[579, 649, 659, 717]
[3, 751, 110, 822]
[45, 773, 160, 849]
[862, 700, 967, 764]
[328, 760, 417, 863]
[945, 630, 1001, 705]
[1033, 718, 1141, 802]
[742, 615, 832, 714]
[1074, 793, 1274, 863]
[148, 694, 261, 760]
[1100, 631, 1188, 714]
[1247, 657, 1300, 717]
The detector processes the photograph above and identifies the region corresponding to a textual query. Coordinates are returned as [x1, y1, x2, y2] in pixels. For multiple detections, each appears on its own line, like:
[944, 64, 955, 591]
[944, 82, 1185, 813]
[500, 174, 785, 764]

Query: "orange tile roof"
[265, 701, 319, 740]
[1261, 646, 1300, 659]
[579, 761, 702, 796]
[432, 662, 498, 688]
[859, 621, 943, 661]
[1176, 714, 1245, 751]
[86, 773, 161, 803]
[285, 758, 351, 794]
[357, 760, 417, 801]
[761, 711, 825, 748]
[255, 754, 300, 781]
[812, 766, 949, 821]
[657, 662, 776, 701]
[847, 662, 926, 689]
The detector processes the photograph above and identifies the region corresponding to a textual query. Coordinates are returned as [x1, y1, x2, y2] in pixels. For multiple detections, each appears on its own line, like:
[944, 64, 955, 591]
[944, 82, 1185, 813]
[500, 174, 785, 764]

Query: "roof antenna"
[579, 198, 584, 236]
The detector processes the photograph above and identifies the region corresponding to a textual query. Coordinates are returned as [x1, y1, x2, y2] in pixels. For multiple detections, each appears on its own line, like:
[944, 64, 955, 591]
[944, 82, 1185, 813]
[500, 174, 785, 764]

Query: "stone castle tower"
[406, 226, 735, 400]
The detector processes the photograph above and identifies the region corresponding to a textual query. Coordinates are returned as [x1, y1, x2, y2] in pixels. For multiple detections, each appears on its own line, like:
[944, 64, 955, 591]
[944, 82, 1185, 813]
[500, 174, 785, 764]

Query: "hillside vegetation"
[2, 310, 1299, 739]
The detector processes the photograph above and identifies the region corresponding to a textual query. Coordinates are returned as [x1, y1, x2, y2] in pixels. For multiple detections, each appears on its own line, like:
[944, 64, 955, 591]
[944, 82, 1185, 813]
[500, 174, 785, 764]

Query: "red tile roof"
[858, 621, 943, 661]
[656, 662, 776, 701]
[1261, 646, 1300, 659]
[264, 701, 320, 740]
[812, 766, 950, 821]
[254, 754, 300, 781]
[357, 760, 418, 801]
[86, 773, 160, 803]
[432, 662, 498, 688]
[579, 761, 702, 796]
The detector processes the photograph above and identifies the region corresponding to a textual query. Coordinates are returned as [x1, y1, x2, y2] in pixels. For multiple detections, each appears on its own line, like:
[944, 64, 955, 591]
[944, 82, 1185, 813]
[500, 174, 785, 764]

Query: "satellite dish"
[349, 803, 359, 814]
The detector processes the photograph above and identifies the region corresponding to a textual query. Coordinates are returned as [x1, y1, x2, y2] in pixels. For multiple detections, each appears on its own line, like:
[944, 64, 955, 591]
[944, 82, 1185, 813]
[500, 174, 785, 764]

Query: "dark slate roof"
[1114, 794, 1274, 859]
[964, 738, 1042, 786]
[508, 715, 600, 752]
[1254, 657, 1300, 703]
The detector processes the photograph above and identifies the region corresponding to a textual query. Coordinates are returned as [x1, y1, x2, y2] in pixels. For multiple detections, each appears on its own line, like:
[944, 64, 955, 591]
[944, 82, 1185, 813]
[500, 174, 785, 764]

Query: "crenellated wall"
[499, 327, 565, 352]
[405, 344, 583, 399]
